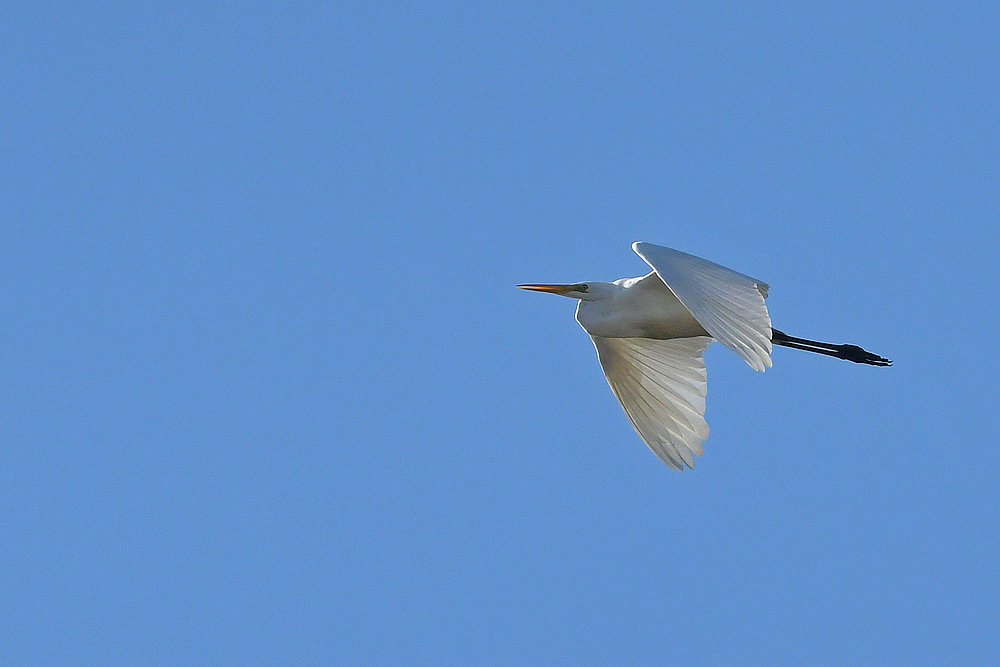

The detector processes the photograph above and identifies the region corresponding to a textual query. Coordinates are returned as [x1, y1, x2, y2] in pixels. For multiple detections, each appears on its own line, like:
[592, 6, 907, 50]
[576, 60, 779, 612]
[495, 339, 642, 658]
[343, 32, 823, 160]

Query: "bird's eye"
[576, 283, 589, 293]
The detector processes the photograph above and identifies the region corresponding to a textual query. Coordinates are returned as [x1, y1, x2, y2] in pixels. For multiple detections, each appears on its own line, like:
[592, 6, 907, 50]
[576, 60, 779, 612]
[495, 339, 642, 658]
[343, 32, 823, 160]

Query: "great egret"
[519, 242, 891, 470]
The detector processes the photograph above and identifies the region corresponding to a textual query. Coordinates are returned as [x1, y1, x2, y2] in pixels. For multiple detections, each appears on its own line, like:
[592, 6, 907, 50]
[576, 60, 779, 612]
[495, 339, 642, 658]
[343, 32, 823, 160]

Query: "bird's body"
[520, 242, 890, 471]
[574, 274, 707, 340]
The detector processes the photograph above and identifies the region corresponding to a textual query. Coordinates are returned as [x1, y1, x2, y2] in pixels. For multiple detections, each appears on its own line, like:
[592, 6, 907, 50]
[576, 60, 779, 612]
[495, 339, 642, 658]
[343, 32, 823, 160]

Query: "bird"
[519, 242, 891, 470]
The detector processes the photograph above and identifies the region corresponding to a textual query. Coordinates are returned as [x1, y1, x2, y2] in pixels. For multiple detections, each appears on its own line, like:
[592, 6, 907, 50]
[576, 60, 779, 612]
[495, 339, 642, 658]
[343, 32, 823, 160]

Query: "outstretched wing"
[591, 335, 713, 470]
[632, 242, 773, 372]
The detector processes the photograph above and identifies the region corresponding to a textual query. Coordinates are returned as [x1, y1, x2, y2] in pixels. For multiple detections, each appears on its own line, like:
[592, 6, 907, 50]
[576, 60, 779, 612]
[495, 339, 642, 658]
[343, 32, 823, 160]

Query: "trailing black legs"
[771, 329, 892, 366]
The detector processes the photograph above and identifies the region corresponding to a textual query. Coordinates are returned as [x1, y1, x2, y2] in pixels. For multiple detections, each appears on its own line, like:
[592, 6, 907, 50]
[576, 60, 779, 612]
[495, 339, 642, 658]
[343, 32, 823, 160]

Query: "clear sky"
[4, 1, 998, 664]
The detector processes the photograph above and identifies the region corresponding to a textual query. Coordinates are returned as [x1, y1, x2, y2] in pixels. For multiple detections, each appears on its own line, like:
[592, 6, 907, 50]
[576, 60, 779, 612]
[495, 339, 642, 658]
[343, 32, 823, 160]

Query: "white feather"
[591, 335, 712, 470]
[632, 242, 773, 372]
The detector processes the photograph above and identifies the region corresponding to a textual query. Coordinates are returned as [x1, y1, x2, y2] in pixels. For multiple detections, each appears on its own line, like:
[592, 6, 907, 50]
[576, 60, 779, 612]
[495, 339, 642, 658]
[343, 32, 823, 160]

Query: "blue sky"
[4, 1, 999, 664]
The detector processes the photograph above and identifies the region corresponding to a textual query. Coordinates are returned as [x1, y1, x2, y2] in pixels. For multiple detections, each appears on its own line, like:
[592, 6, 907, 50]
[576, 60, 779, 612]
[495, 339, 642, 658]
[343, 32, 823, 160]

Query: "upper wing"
[632, 242, 773, 372]
[591, 335, 712, 470]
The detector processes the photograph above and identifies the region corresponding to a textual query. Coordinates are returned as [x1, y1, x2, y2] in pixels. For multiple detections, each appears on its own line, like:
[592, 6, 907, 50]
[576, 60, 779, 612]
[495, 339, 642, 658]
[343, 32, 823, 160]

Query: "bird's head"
[517, 282, 611, 301]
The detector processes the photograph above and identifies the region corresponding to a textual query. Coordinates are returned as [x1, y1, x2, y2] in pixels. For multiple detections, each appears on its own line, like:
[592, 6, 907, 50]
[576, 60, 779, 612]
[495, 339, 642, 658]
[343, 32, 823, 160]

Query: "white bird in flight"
[519, 242, 891, 470]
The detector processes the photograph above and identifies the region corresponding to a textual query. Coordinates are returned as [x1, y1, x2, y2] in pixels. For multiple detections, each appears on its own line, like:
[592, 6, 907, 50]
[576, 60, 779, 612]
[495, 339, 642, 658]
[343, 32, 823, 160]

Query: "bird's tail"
[771, 329, 892, 366]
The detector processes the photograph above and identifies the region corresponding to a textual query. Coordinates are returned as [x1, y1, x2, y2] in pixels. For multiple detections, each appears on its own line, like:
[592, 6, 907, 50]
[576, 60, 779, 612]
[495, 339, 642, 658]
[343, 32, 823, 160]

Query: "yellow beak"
[517, 284, 577, 295]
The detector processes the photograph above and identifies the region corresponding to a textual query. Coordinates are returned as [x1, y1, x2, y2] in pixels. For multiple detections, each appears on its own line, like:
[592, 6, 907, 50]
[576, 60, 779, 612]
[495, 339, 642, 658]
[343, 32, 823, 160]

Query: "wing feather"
[632, 242, 773, 371]
[591, 335, 713, 470]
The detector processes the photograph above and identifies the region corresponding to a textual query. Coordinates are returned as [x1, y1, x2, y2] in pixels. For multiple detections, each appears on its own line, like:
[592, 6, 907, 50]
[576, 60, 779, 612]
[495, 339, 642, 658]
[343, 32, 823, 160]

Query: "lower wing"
[591, 335, 713, 470]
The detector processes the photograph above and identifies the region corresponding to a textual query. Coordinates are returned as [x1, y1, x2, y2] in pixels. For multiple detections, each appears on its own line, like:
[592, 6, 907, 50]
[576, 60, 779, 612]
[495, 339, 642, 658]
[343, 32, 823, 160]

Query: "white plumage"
[520, 242, 771, 469]
[631, 242, 772, 372]
[591, 336, 712, 470]
[520, 242, 890, 470]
